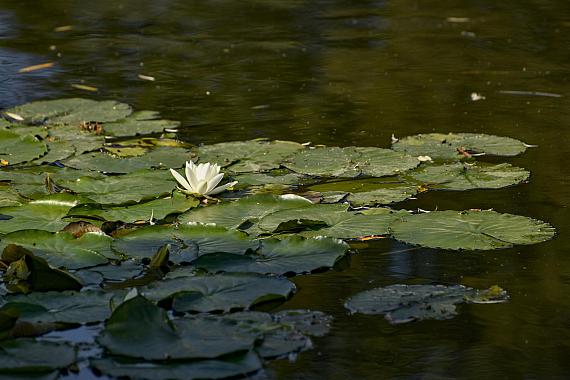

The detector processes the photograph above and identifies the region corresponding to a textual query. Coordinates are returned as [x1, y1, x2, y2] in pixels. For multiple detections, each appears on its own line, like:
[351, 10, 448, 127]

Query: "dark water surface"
[1, 1, 569, 379]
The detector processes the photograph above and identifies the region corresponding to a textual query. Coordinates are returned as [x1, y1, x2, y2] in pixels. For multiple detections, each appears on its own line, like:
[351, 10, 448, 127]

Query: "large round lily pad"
[103, 110, 180, 137]
[389, 210, 555, 250]
[0, 130, 47, 166]
[0, 339, 76, 372]
[392, 133, 528, 159]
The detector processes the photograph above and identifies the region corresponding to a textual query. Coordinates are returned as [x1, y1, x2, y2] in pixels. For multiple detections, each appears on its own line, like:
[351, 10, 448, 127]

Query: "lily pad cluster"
[0, 98, 556, 379]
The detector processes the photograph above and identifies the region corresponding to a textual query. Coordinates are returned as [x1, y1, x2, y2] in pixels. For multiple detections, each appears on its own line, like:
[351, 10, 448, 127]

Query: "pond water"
[1, 0, 569, 378]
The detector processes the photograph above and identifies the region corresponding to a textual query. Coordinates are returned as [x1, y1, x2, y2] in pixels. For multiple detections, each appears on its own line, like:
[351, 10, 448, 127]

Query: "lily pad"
[67, 192, 199, 223]
[407, 162, 530, 190]
[47, 125, 105, 154]
[345, 284, 509, 324]
[90, 352, 262, 380]
[0, 187, 26, 207]
[33, 141, 76, 164]
[0, 230, 112, 269]
[389, 210, 555, 250]
[178, 193, 313, 229]
[6, 98, 132, 125]
[142, 273, 295, 313]
[257, 203, 349, 233]
[112, 224, 258, 264]
[392, 133, 528, 160]
[0, 194, 86, 234]
[194, 139, 304, 173]
[97, 295, 259, 360]
[103, 111, 180, 137]
[192, 236, 349, 275]
[0, 339, 75, 372]
[0, 130, 47, 166]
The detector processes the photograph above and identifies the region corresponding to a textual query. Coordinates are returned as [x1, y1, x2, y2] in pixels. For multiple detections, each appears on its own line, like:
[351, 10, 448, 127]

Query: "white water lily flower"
[170, 161, 237, 196]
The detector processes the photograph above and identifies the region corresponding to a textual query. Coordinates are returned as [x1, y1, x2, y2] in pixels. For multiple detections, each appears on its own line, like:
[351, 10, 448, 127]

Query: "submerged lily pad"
[392, 133, 528, 159]
[103, 111, 180, 137]
[407, 162, 530, 190]
[0, 339, 76, 372]
[389, 210, 555, 250]
[194, 139, 304, 173]
[192, 236, 349, 275]
[6, 98, 132, 125]
[112, 224, 258, 264]
[0, 130, 47, 166]
[345, 284, 509, 324]
[142, 273, 295, 312]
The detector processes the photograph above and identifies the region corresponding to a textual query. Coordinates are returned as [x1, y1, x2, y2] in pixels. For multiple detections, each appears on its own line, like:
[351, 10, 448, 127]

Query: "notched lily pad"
[389, 210, 555, 250]
[345, 284, 509, 324]
[0, 130, 47, 166]
[103, 110, 180, 137]
[0, 339, 76, 372]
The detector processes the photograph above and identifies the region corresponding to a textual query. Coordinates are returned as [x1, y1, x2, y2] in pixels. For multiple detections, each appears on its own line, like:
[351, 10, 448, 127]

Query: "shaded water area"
[1, 0, 569, 378]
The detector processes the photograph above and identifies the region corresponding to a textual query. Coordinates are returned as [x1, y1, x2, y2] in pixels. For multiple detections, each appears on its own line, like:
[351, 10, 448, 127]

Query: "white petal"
[196, 180, 209, 195]
[206, 163, 219, 181]
[205, 173, 224, 194]
[185, 161, 199, 191]
[207, 180, 238, 195]
[170, 168, 192, 191]
[197, 163, 209, 180]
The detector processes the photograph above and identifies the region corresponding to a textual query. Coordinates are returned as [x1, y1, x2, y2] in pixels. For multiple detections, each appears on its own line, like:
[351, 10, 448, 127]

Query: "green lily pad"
[0, 339, 75, 372]
[344, 147, 419, 177]
[192, 236, 349, 275]
[3, 290, 115, 324]
[0, 130, 47, 166]
[67, 192, 199, 223]
[233, 171, 311, 188]
[112, 224, 258, 264]
[392, 133, 528, 160]
[389, 210, 555, 250]
[141, 273, 295, 313]
[79, 260, 143, 282]
[0, 230, 112, 269]
[33, 141, 76, 164]
[0, 187, 26, 207]
[194, 139, 304, 173]
[61, 169, 175, 205]
[257, 204, 349, 233]
[90, 352, 262, 380]
[407, 162, 530, 190]
[47, 125, 105, 154]
[63, 146, 190, 174]
[0, 194, 86, 234]
[97, 295, 259, 360]
[6, 98, 132, 125]
[345, 284, 509, 324]
[103, 110, 180, 137]
[178, 193, 313, 229]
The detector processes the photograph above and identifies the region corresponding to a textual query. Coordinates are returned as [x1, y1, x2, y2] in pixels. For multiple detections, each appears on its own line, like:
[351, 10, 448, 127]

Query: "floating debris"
[499, 90, 562, 98]
[54, 25, 73, 32]
[470, 92, 486, 101]
[446, 17, 470, 23]
[4, 112, 24, 121]
[71, 84, 98, 92]
[137, 74, 155, 81]
[18, 62, 55, 73]
[417, 155, 432, 162]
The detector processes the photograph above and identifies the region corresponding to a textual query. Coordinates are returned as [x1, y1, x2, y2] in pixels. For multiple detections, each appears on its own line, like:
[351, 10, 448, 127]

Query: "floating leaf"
[0, 339, 75, 372]
[112, 224, 258, 264]
[47, 124, 105, 154]
[142, 273, 295, 312]
[392, 133, 528, 160]
[345, 284, 509, 324]
[0, 230, 112, 269]
[192, 236, 349, 275]
[103, 111, 180, 137]
[407, 162, 530, 190]
[0, 130, 47, 166]
[33, 140, 76, 164]
[5, 98, 132, 125]
[389, 210, 555, 250]
[0, 188, 26, 207]
[257, 204, 349, 233]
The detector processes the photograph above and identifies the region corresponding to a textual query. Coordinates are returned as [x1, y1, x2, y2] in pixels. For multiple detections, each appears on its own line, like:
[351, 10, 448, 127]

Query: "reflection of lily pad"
[142, 273, 295, 312]
[195, 139, 304, 173]
[0, 130, 47, 166]
[345, 284, 508, 324]
[407, 162, 530, 190]
[6, 98, 132, 125]
[0, 230, 113, 269]
[392, 133, 528, 159]
[192, 236, 349, 275]
[103, 111, 180, 137]
[389, 210, 555, 250]
[112, 224, 258, 264]
[178, 194, 313, 229]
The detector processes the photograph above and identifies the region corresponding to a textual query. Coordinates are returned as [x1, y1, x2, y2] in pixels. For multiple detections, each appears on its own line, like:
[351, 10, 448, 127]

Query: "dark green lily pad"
[407, 162, 530, 190]
[257, 203, 349, 233]
[0, 230, 112, 269]
[142, 273, 295, 312]
[98, 295, 259, 360]
[5, 98, 132, 125]
[392, 133, 528, 160]
[67, 192, 199, 223]
[3, 290, 115, 324]
[0, 130, 47, 166]
[47, 124, 105, 154]
[112, 224, 258, 264]
[103, 110, 180, 137]
[0, 339, 75, 372]
[0, 187, 26, 207]
[33, 140, 76, 164]
[192, 236, 349, 275]
[0, 194, 86, 234]
[90, 352, 262, 380]
[345, 284, 509, 324]
[194, 139, 304, 173]
[389, 210, 555, 250]
[178, 193, 313, 229]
